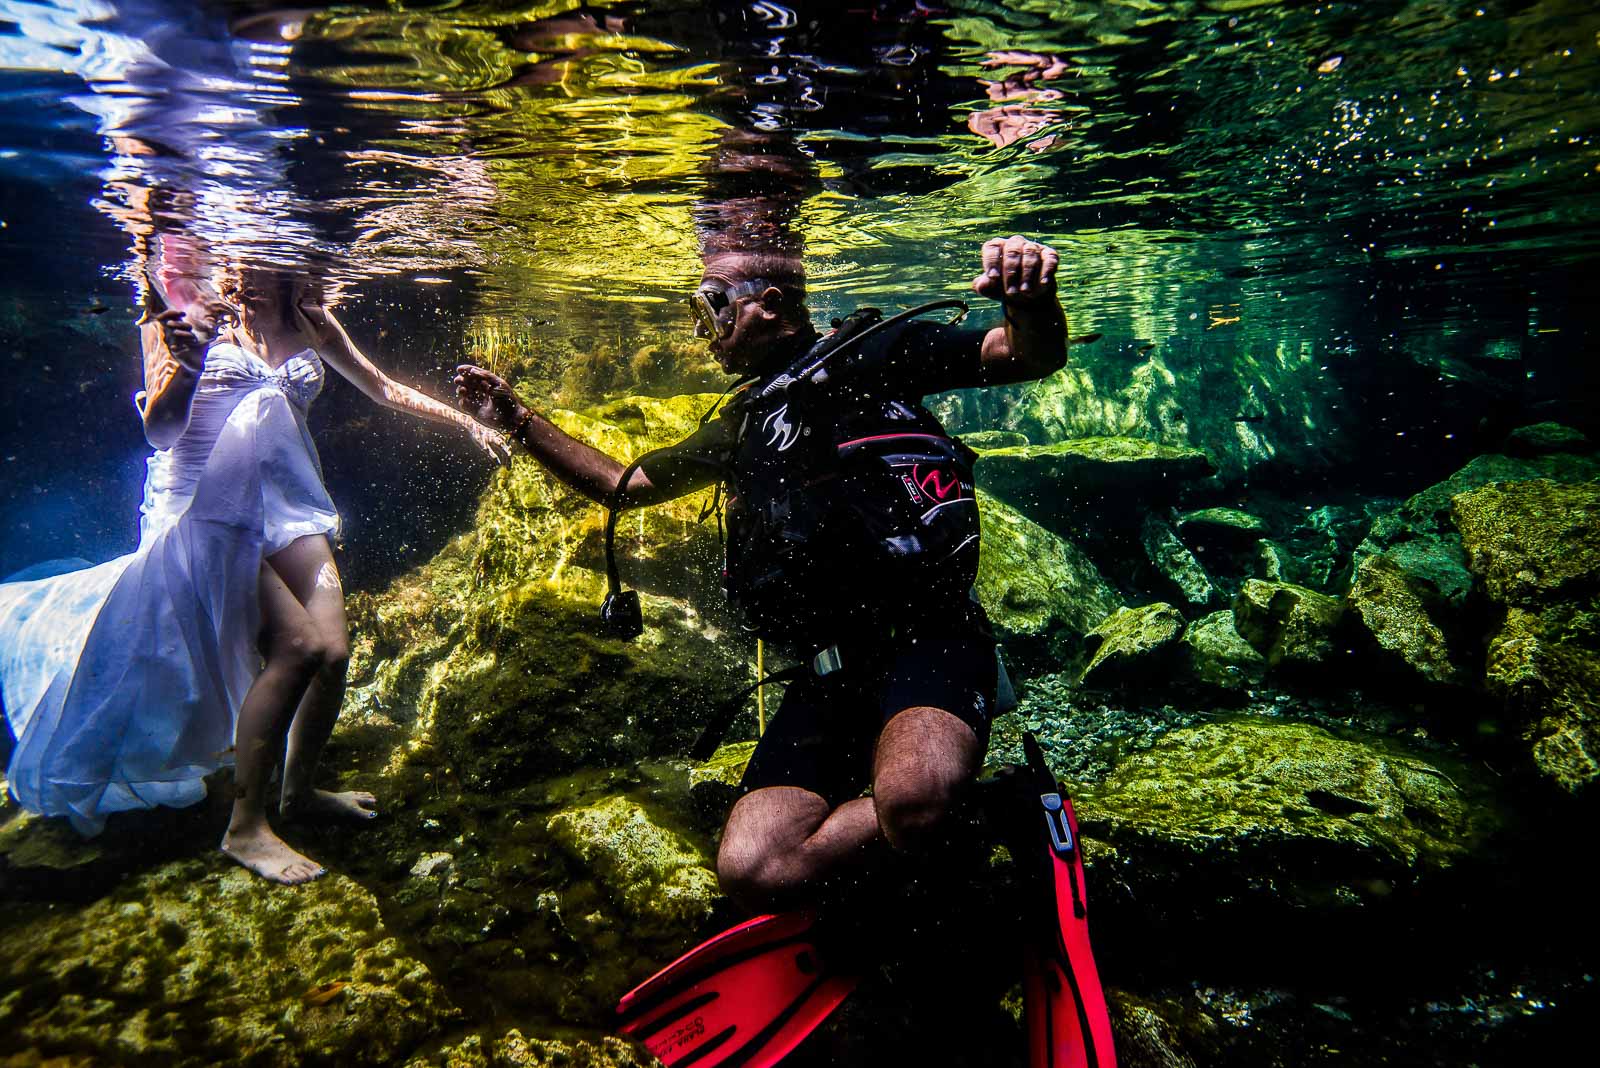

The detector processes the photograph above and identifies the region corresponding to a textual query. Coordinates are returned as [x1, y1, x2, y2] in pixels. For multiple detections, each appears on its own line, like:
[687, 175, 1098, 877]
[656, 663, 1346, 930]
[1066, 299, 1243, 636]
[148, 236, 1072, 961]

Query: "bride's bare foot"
[220, 825, 326, 885]
[281, 787, 379, 824]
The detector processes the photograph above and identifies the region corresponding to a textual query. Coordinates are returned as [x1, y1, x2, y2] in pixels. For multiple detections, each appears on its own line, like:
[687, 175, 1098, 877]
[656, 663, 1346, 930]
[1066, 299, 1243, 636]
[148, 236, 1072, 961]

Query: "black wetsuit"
[643, 315, 999, 805]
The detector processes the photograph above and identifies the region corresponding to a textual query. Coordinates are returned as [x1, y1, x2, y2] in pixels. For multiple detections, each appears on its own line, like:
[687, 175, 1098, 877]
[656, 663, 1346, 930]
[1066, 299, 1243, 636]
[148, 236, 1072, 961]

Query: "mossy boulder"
[1180, 610, 1267, 692]
[1502, 422, 1591, 457]
[974, 437, 1215, 514]
[1231, 580, 1346, 670]
[340, 395, 757, 791]
[1076, 720, 1498, 913]
[1452, 479, 1600, 606]
[545, 796, 718, 932]
[1362, 452, 1600, 553]
[687, 741, 757, 826]
[976, 493, 1123, 644]
[1453, 479, 1600, 794]
[1078, 603, 1186, 687]
[1346, 551, 1471, 687]
[1176, 507, 1269, 542]
[1140, 515, 1215, 608]
[0, 861, 455, 1066]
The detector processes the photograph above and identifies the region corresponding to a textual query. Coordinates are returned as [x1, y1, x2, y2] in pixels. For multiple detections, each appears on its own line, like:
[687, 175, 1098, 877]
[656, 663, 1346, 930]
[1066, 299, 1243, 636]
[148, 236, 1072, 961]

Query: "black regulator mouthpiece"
[600, 455, 652, 641]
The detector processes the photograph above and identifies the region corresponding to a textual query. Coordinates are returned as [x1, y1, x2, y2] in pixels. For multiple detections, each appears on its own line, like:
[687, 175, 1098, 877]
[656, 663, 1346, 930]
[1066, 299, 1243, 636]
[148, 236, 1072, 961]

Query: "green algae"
[1176, 507, 1269, 539]
[1346, 552, 1469, 688]
[1452, 479, 1600, 793]
[1232, 579, 1345, 670]
[1180, 610, 1266, 693]
[1452, 479, 1600, 606]
[975, 436, 1215, 505]
[1078, 603, 1186, 687]
[1140, 515, 1216, 608]
[1076, 719, 1499, 908]
[545, 795, 717, 933]
[975, 491, 1123, 644]
[0, 863, 456, 1067]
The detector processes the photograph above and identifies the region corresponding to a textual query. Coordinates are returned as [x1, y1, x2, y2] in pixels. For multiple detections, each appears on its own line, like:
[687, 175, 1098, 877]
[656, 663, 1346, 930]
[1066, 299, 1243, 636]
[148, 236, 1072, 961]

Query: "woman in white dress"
[0, 266, 506, 883]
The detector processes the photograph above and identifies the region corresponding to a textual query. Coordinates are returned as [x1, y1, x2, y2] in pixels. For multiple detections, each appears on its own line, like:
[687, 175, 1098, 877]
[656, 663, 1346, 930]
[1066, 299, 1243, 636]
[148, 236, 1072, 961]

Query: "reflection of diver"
[0, 263, 504, 884]
[456, 235, 1116, 1064]
[969, 51, 1069, 153]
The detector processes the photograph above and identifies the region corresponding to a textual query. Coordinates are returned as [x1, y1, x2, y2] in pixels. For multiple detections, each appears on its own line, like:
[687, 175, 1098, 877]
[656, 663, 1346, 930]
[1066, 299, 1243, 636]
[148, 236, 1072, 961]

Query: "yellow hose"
[756, 638, 766, 736]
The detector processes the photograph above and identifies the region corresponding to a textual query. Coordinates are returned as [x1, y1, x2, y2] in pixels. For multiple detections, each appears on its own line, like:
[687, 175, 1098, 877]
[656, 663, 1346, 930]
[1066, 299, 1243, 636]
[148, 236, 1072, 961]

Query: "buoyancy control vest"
[599, 300, 982, 643]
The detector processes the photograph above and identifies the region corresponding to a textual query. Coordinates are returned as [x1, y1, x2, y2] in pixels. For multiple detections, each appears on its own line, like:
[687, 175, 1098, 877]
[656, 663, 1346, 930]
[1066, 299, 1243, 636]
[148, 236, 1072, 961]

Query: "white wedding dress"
[0, 341, 338, 835]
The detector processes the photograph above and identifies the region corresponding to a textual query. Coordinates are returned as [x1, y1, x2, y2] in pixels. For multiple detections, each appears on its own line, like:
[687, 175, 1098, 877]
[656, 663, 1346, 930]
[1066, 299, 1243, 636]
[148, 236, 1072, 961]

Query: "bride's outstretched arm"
[301, 306, 510, 464]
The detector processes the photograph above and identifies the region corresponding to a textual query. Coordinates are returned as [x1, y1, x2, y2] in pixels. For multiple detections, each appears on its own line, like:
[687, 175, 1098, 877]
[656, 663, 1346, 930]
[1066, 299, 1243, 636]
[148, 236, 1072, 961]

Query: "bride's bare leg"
[269, 535, 376, 823]
[221, 563, 328, 884]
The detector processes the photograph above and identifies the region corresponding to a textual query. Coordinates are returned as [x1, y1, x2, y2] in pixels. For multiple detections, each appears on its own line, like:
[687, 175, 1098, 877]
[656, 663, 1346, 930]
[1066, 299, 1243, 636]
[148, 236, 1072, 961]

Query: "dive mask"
[688, 277, 774, 339]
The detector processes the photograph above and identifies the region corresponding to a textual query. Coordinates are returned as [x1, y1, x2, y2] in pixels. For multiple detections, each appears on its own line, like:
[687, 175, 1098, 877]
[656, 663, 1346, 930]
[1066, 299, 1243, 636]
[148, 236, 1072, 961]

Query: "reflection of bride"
[0, 264, 506, 884]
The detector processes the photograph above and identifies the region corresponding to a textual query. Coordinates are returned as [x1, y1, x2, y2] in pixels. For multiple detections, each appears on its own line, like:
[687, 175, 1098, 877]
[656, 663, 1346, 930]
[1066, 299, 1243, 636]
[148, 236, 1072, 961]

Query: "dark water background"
[0, 0, 1595, 583]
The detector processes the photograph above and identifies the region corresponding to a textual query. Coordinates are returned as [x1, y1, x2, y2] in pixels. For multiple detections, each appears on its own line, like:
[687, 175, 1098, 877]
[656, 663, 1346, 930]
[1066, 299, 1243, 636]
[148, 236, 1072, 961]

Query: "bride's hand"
[467, 419, 513, 466]
[140, 275, 221, 373]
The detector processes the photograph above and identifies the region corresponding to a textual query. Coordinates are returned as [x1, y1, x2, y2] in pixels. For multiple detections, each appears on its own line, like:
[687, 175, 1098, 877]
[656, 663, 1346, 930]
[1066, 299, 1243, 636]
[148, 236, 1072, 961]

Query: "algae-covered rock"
[976, 492, 1123, 644]
[1453, 479, 1600, 794]
[1180, 610, 1266, 692]
[1079, 603, 1186, 687]
[1363, 452, 1600, 552]
[1232, 580, 1345, 669]
[1502, 422, 1592, 457]
[1452, 479, 1600, 606]
[1346, 551, 1470, 687]
[1176, 507, 1269, 541]
[1140, 515, 1215, 608]
[404, 1028, 647, 1068]
[545, 796, 717, 931]
[0, 861, 454, 1066]
[1077, 720, 1497, 911]
[1483, 603, 1600, 794]
[340, 395, 753, 793]
[975, 437, 1215, 512]
[688, 740, 757, 826]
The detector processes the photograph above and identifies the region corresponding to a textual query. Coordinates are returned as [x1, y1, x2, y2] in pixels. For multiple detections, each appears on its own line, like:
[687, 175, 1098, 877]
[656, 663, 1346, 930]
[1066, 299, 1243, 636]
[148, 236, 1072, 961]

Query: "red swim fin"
[616, 911, 859, 1067]
[1022, 733, 1117, 1068]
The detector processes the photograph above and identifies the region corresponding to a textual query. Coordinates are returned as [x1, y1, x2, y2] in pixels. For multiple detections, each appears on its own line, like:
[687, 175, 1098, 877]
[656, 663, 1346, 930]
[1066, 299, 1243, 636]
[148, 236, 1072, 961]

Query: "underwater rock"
[337, 391, 790, 792]
[402, 1028, 647, 1068]
[1502, 422, 1591, 457]
[687, 740, 757, 827]
[1361, 452, 1600, 553]
[1140, 515, 1215, 608]
[0, 860, 455, 1066]
[1346, 551, 1471, 688]
[1078, 603, 1186, 688]
[545, 795, 717, 932]
[1076, 720, 1498, 912]
[1452, 479, 1600, 606]
[1180, 610, 1267, 693]
[1175, 507, 1269, 542]
[1453, 479, 1600, 793]
[974, 437, 1215, 514]
[976, 492, 1123, 646]
[1231, 579, 1346, 670]
[960, 429, 1030, 450]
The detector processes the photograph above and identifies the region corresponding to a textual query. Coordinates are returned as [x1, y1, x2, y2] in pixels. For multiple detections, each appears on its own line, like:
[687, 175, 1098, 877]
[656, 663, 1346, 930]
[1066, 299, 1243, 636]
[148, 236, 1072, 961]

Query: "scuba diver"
[453, 234, 1114, 1067]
